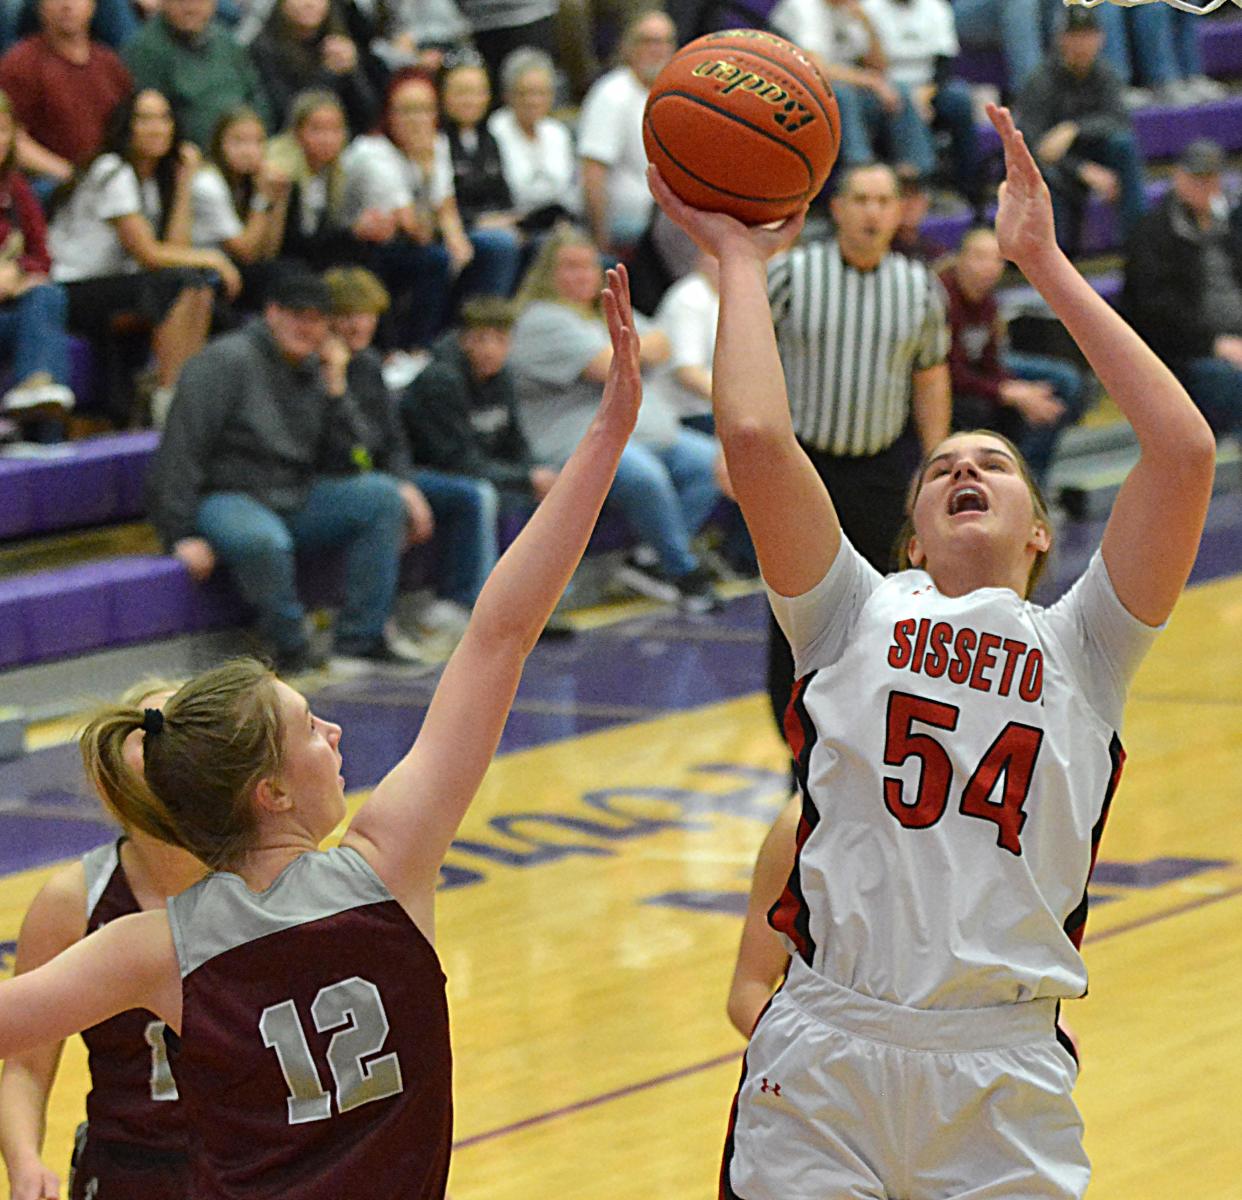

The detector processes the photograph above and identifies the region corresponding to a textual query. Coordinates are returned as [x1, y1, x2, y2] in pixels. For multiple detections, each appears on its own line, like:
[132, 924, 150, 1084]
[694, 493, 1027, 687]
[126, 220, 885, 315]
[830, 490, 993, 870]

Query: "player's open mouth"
[948, 485, 988, 516]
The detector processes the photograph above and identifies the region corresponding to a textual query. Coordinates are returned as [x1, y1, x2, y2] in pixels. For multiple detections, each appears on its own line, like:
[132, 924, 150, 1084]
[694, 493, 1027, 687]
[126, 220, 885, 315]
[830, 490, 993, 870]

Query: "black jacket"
[400, 333, 535, 495]
[1121, 192, 1242, 371]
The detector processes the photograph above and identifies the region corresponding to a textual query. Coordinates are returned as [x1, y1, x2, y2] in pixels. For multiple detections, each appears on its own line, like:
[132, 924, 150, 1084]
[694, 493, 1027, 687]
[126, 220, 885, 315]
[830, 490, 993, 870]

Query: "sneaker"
[332, 636, 430, 671]
[672, 565, 723, 615]
[1187, 75, 1228, 103]
[613, 554, 680, 604]
[1123, 86, 1155, 111]
[273, 643, 328, 677]
[1, 374, 74, 415]
[416, 598, 471, 638]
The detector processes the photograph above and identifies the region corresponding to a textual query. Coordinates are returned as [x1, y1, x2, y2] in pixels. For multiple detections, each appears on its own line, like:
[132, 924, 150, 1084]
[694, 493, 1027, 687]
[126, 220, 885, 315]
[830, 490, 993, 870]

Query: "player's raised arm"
[647, 166, 843, 598]
[987, 104, 1215, 625]
[342, 268, 642, 914]
[0, 911, 180, 1061]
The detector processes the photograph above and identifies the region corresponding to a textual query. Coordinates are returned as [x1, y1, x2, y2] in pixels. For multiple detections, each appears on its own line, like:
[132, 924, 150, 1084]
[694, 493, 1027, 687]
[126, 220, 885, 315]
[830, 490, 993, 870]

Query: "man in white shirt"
[577, 8, 676, 255]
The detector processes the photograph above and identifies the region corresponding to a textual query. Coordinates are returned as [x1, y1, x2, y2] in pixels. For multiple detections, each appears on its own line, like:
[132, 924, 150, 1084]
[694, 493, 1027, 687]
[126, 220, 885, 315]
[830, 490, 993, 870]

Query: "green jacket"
[123, 16, 274, 147]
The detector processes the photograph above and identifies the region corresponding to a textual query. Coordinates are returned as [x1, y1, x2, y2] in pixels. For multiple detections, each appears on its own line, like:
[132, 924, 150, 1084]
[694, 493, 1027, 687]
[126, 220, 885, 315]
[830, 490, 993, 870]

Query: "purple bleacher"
[0, 432, 158, 541]
[0, 556, 247, 669]
[955, 46, 1006, 91]
[1201, 16, 1242, 78]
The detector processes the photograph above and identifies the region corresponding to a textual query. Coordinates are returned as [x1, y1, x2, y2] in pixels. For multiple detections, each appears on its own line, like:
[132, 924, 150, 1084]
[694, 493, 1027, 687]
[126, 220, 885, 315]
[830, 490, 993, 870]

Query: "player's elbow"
[719, 418, 795, 479]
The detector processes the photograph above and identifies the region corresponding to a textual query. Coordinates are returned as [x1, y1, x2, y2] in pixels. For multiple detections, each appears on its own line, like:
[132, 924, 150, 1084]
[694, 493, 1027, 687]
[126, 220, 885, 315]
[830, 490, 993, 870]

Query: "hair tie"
[141, 708, 165, 735]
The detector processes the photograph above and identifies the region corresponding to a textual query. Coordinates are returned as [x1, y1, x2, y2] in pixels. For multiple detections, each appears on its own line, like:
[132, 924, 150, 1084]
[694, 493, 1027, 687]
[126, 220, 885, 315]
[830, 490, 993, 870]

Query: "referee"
[766, 162, 951, 732]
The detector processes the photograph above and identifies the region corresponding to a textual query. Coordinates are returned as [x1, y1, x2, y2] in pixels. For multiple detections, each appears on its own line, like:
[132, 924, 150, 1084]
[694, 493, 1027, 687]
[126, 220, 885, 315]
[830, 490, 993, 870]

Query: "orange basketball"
[643, 29, 840, 225]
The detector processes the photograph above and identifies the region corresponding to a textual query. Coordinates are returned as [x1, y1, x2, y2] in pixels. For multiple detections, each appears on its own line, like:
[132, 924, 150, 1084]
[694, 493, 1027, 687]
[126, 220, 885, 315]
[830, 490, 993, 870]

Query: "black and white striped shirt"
[768, 240, 950, 457]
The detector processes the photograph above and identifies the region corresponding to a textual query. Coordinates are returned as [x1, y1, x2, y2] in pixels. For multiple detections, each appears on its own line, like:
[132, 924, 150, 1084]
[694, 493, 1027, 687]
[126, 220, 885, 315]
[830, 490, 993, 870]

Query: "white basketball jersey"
[767, 539, 1160, 1010]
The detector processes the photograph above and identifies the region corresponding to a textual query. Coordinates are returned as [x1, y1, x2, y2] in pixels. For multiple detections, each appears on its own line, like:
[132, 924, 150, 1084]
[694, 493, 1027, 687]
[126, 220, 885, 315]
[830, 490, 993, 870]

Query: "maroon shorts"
[68, 1123, 189, 1200]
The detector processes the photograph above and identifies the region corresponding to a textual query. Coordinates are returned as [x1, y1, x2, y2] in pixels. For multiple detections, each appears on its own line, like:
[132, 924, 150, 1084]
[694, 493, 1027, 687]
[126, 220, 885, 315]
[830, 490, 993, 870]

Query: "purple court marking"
[453, 1050, 742, 1151]
[1088, 879, 1242, 944]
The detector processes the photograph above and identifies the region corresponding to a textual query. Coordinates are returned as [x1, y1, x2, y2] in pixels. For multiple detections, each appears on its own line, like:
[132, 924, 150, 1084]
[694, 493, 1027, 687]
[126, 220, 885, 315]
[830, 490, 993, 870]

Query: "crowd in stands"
[0, 0, 1239, 671]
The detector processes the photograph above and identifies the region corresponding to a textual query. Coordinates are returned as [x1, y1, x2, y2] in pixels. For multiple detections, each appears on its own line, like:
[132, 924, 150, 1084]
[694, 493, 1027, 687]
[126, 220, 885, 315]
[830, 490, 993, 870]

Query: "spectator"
[147, 263, 417, 674]
[577, 8, 676, 256]
[950, 0, 1044, 95]
[192, 107, 290, 271]
[487, 47, 579, 232]
[402, 292, 557, 510]
[509, 224, 726, 611]
[122, 0, 272, 149]
[0, 0, 139, 53]
[340, 69, 477, 347]
[250, 0, 381, 135]
[1122, 138, 1242, 444]
[324, 264, 499, 648]
[0, 90, 75, 439]
[436, 50, 521, 294]
[364, 0, 472, 75]
[46, 88, 240, 426]
[771, 0, 932, 176]
[941, 226, 1087, 488]
[266, 89, 360, 272]
[861, 0, 983, 212]
[892, 163, 951, 265]
[453, 0, 558, 97]
[1015, 6, 1146, 258]
[0, 0, 132, 195]
[764, 161, 949, 735]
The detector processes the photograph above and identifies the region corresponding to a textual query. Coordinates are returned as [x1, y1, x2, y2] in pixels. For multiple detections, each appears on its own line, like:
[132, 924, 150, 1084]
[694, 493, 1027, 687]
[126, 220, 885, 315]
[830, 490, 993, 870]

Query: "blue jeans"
[1178, 356, 1242, 437]
[363, 238, 453, 348]
[460, 227, 522, 300]
[832, 82, 935, 171]
[609, 429, 721, 578]
[932, 79, 983, 207]
[1095, 2, 1179, 87]
[1050, 129, 1146, 256]
[196, 474, 407, 656]
[409, 467, 498, 607]
[1004, 350, 1089, 487]
[0, 283, 72, 386]
[951, 0, 1046, 92]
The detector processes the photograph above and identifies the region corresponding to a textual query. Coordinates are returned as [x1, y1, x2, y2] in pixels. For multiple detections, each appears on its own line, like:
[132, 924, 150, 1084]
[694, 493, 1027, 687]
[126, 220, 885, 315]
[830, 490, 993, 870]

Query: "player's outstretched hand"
[987, 103, 1058, 273]
[647, 165, 806, 264]
[599, 264, 642, 430]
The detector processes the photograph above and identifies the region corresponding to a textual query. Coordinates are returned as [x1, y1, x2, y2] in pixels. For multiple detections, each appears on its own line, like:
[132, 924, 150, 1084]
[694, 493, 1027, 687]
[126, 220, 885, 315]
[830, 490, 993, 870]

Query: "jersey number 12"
[259, 976, 404, 1124]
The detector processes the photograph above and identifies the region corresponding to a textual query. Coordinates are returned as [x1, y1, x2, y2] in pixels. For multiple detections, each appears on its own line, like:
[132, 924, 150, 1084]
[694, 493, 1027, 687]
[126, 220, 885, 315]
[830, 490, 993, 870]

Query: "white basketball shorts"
[721, 958, 1088, 1199]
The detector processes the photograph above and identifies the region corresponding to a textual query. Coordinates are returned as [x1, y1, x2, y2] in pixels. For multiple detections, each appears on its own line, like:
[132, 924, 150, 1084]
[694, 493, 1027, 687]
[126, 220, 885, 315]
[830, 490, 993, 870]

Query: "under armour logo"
[760, 1077, 781, 1096]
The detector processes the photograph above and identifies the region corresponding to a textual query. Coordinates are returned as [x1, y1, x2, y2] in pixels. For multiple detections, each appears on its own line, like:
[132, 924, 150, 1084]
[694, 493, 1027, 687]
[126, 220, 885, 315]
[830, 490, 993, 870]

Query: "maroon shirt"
[0, 170, 52, 274]
[0, 35, 131, 166]
[939, 263, 1009, 406]
[79, 841, 189, 1158]
[167, 847, 452, 1200]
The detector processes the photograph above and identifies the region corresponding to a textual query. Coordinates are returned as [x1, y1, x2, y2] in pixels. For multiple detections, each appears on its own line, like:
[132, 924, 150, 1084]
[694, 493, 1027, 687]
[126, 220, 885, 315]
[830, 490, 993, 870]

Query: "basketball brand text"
[691, 61, 816, 132]
[887, 618, 1044, 703]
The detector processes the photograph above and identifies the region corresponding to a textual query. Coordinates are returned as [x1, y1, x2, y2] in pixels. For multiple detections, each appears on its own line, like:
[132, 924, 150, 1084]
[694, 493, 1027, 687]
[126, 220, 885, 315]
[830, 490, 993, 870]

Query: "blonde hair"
[896, 430, 1053, 598]
[514, 221, 601, 312]
[80, 659, 285, 871]
[324, 265, 391, 314]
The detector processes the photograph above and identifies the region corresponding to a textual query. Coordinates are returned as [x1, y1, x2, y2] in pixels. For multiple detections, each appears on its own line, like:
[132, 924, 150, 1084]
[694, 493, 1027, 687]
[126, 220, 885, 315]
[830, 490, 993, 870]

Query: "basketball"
[643, 29, 840, 225]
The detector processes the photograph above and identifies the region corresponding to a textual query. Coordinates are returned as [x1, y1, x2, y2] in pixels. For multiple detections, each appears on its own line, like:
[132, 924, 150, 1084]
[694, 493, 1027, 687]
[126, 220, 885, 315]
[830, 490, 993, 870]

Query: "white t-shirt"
[190, 165, 245, 250]
[576, 66, 653, 243]
[770, 0, 873, 67]
[49, 153, 162, 282]
[860, 0, 958, 87]
[487, 107, 580, 217]
[654, 271, 718, 419]
[767, 539, 1159, 1010]
[340, 133, 455, 224]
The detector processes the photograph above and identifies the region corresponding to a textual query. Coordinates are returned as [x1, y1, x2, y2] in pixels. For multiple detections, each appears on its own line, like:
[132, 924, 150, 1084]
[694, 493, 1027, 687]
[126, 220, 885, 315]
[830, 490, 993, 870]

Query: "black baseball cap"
[265, 263, 333, 313]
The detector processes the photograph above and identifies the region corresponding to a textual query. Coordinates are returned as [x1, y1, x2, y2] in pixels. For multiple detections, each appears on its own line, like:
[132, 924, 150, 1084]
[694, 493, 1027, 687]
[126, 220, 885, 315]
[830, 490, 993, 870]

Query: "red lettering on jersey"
[888, 619, 916, 669]
[923, 622, 952, 678]
[1018, 649, 1044, 702]
[948, 627, 977, 685]
[997, 638, 1027, 697]
[910, 618, 931, 673]
[969, 633, 1001, 692]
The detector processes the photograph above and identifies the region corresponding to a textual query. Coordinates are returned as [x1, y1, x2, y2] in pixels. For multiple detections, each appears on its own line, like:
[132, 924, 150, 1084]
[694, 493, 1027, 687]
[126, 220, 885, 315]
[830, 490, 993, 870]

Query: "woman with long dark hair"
[47, 88, 241, 426]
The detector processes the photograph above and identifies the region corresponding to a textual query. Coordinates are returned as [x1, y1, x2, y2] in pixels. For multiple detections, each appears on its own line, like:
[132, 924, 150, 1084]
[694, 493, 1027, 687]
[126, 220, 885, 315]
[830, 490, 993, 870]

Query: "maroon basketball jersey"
[165, 846, 452, 1200]
[79, 840, 188, 1154]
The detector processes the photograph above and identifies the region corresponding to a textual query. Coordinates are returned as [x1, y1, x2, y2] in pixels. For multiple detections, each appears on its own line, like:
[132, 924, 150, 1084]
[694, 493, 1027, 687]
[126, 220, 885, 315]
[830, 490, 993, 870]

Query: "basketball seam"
[645, 94, 813, 202]
[678, 39, 837, 127]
